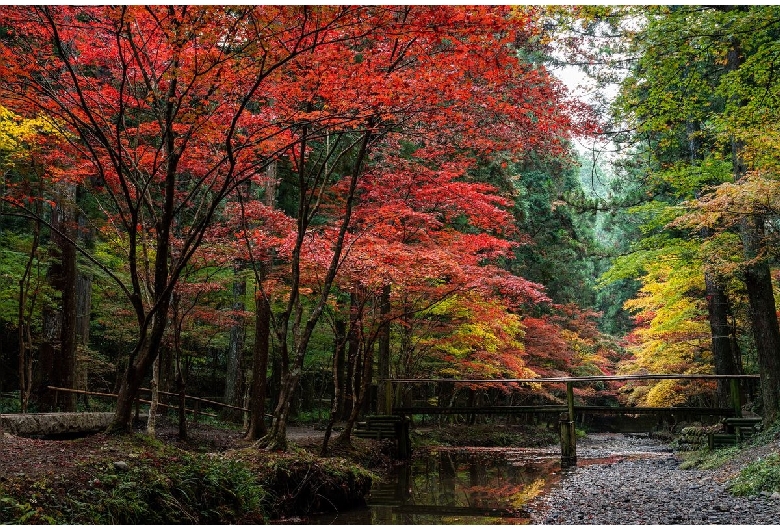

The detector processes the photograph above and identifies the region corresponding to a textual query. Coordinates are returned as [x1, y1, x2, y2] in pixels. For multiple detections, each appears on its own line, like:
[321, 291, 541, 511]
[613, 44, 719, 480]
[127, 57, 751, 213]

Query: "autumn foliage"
[0, 6, 623, 442]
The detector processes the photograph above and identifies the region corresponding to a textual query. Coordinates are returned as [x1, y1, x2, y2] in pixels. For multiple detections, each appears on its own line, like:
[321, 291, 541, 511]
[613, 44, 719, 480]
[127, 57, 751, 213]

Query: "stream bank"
[528, 433, 780, 524]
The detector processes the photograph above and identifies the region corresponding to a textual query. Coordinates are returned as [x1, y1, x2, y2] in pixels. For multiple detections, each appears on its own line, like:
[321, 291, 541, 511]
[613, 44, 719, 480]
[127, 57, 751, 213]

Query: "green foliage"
[89, 455, 262, 524]
[509, 160, 600, 309]
[729, 454, 780, 496]
[0, 232, 51, 327]
[234, 447, 375, 518]
[679, 445, 740, 471]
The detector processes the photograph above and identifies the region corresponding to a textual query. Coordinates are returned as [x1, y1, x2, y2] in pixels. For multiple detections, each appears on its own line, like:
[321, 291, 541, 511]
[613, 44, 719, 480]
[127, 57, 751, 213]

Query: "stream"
[307, 433, 683, 525]
[308, 445, 565, 524]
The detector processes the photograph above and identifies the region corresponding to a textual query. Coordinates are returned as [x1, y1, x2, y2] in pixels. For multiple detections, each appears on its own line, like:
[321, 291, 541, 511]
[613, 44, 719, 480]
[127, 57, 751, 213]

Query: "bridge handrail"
[383, 373, 759, 384]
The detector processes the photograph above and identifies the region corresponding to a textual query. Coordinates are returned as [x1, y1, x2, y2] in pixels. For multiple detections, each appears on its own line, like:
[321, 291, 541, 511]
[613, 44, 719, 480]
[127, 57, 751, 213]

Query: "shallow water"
[307, 446, 564, 525]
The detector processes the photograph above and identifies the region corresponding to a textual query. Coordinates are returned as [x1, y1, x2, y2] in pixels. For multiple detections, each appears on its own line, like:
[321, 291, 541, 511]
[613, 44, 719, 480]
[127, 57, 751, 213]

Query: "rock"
[113, 461, 129, 471]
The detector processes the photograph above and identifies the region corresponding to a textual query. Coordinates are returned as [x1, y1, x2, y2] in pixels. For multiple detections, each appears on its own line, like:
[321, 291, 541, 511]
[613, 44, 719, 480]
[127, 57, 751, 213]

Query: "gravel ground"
[528, 433, 780, 524]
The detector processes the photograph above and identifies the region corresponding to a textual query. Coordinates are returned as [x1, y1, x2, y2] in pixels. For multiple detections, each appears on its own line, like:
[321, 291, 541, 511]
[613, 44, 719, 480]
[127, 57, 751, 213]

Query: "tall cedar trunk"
[75, 269, 92, 405]
[223, 268, 246, 422]
[38, 185, 78, 412]
[705, 269, 741, 407]
[74, 192, 92, 407]
[690, 119, 741, 407]
[245, 290, 270, 440]
[727, 40, 780, 422]
[376, 284, 391, 413]
[741, 215, 780, 421]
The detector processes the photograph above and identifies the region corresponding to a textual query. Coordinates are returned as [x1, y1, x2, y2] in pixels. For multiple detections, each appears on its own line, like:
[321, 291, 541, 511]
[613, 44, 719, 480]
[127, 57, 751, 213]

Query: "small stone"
[771, 492, 780, 499]
[113, 461, 129, 471]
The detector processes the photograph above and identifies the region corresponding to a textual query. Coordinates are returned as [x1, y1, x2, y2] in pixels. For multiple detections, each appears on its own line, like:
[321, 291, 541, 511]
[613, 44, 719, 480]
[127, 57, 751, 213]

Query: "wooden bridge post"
[560, 412, 576, 467]
[396, 415, 411, 460]
[560, 381, 577, 466]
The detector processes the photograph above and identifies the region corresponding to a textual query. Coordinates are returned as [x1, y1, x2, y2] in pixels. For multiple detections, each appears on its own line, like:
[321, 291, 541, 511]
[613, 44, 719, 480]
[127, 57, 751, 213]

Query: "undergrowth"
[728, 454, 780, 496]
[679, 445, 740, 470]
[0, 435, 264, 524]
[678, 419, 780, 496]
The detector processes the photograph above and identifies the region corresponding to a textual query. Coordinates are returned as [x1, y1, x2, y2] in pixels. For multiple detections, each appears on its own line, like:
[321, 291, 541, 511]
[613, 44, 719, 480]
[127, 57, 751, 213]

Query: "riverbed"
[530, 433, 780, 524]
[310, 433, 780, 524]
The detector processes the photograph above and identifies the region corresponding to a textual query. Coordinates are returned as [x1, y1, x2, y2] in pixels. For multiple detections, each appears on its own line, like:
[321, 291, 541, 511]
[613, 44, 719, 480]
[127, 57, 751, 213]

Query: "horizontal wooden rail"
[138, 388, 248, 412]
[394, 405, 568, 415]
[385, 374, 760, 384]
[393, 405, 735, 416]
[46, 386, 247, 413]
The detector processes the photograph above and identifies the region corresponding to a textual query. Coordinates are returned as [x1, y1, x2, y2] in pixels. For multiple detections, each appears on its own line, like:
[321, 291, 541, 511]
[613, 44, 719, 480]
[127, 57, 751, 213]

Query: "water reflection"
[309, 446, 562, 525]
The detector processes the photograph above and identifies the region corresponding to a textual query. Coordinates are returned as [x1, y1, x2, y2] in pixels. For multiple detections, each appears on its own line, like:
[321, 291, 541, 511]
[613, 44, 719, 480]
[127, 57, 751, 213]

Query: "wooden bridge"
[359, 374, 761, 465]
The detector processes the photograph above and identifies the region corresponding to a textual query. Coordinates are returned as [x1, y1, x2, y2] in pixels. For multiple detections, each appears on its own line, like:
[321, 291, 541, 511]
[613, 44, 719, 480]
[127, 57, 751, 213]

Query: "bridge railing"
[380, 374, 761, 420]
[381, 374, 760, 466]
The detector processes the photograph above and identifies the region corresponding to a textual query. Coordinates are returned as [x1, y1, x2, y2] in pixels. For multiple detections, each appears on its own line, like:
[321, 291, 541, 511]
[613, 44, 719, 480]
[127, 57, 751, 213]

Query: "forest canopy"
[0, 5, 777, 447]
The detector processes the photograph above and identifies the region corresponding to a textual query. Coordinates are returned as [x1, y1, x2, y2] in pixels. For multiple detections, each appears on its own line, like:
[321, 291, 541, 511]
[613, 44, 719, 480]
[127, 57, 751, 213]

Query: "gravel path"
[528, 433, 780, 524]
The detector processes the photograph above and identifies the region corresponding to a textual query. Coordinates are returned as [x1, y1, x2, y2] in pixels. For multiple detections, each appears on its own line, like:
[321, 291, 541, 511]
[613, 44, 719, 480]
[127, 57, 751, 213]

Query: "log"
[1, 412, 116, 436]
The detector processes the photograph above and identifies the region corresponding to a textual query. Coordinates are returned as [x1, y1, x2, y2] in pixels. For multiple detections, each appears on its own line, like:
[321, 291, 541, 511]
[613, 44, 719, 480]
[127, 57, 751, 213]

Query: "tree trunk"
[109, 309, 170, 433]
[74, 191, 93, 408]
[336, 339, 375, 446]
[260, 368, 301, 451]
[343, 291, 361, 420]
[223, 268, 246, 422]
[17, 214, 41, 413]
[376, 284, 391, 413]
[740, 216, 780, 422]
[38, 185, 78, 412]
[176, 354, 187, 440]
[725, 38, 780, 422]
[321, 316, 347, 456]
[147, 353, 160, 435]
[245, 290, 270, 440]
[704, 262, 741, 408]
